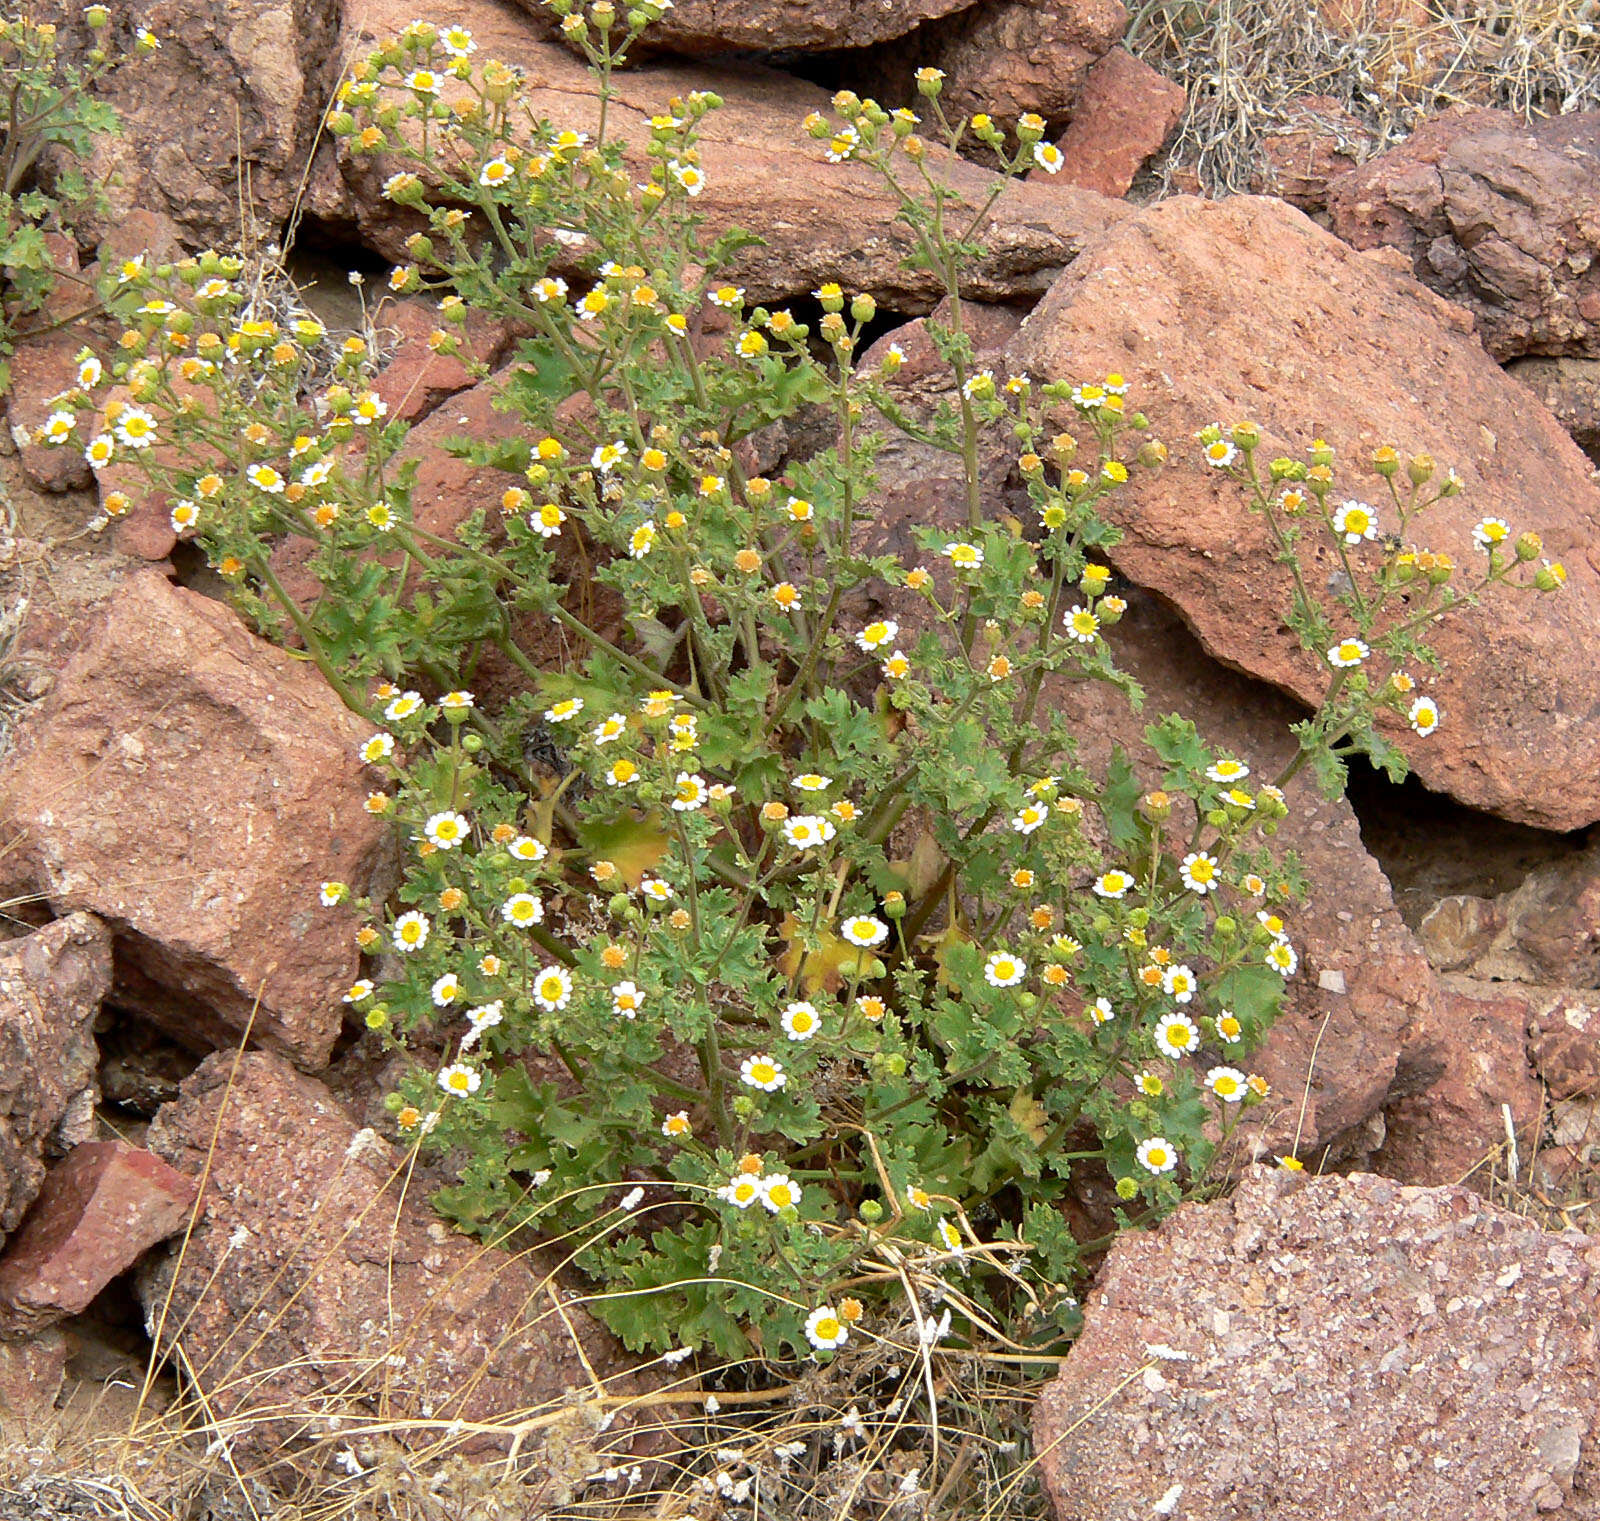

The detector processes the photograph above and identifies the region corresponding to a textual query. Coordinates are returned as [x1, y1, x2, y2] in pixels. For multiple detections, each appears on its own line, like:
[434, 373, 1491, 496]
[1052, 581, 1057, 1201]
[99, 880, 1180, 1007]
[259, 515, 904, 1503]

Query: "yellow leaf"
[776, 914, 876, 996]
[1008, 1089, 1050, 1147]
[576, 809, 670, 889]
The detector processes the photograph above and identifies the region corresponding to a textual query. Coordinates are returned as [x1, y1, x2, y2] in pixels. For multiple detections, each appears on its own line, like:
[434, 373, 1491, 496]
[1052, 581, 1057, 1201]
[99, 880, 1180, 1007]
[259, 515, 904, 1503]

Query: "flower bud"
[608, 892, 631, 917]
[860, 1197, 884, 1220]
[1308, 438, 1333, 467]
[1515, 530, 1542, 562]
[850, 292, 876, 324]
[1371, 445, 1400, 478]
[1137, 439, 1167, 469]
[1139, 790, 1171, 822]
[1116, 1176, 1139, 1200]
[1230, 420, 1261, 451]
[1439, 470, 1463, 497]
[1214, 915, 1236, 938]
[1535, 561, 1567, 592]
[85, 3, 109, 25]
[1407, 452, 1435, 484]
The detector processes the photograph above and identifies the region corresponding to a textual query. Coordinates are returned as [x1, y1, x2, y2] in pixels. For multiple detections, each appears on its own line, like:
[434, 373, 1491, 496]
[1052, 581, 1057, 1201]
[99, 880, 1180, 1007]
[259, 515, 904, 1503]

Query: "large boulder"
[340, 0, 1123, 309]
[141, 1052, 652, 1478]
[1036, 1167, 1600, 1520]
[1328, 108, 1600, 361]
[43, 0, 342, 248]
[0, 570, 393, 1068]
[1006, 193, 1600, 831]
[0, 915, 109, 1245]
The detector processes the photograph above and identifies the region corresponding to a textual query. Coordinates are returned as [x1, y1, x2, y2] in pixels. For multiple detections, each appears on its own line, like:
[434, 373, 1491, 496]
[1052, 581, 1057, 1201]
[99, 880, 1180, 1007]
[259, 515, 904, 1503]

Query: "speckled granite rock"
[1036, 1166, 1600, 1520]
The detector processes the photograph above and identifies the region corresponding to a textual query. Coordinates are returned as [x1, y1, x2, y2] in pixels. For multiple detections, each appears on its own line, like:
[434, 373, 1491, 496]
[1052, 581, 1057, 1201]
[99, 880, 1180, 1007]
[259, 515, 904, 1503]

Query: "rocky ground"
[0, 0, 1598, 1517]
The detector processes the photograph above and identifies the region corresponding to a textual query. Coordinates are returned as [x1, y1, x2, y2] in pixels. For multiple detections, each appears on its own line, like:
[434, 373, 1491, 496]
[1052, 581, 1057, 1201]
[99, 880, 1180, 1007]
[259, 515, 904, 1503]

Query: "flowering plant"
[49, 4, 1558, 1360]
[0, 8, 148, 387]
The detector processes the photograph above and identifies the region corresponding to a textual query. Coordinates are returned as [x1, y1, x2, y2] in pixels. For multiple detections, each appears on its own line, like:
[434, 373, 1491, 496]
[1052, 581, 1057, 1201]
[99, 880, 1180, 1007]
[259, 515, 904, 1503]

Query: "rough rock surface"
[1253, 94, 1375, 215]
[342, 0, 1123, 309]
[1007, 194, 1600, 831]
[1328, 108, 1600, 361]
[522, 0, 977, 52]
[1036, 1167, 1600, 1521]
[0, 571, 392, 1068]
[0, 1330, 67, 1425]
[0, 915, 109, 1245]
[42, 0, 342, 248]
[0, 1140, 197, 1334]
[371, 297, 515, 426]
[891, 0, 1128, 124]
[141, 1052, 650, 1475]
[1040, 47, 1186, 199]
[1507, 355, 1600, 459]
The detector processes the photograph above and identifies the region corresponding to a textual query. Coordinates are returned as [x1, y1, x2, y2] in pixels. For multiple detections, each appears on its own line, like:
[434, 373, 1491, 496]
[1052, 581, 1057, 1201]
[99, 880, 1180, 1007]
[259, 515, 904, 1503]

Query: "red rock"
[896, 0, 1129, 124]
[371, 296, 514, 425]
[141, 1052, 652, 1472]
[0, 1140, 198, 1333]
[1527, 992, 1600, 1101]
[41, 0, 342, 249]
[5, 232, 95, 494]
[1035, 1167, 1600, 1521]
[0, 570, 393, 1068]
[1374, 977, 1541, 1186]
[1006, 194, 1600, 831]
[1328, 108, 1600, 360]
[341, 0, 1124, 311]
[1042, 48, 1186, 199]
[1252, 94, 1374, 215]
[0, 915, 109, 1244]
[0, 1329, 67, 1424]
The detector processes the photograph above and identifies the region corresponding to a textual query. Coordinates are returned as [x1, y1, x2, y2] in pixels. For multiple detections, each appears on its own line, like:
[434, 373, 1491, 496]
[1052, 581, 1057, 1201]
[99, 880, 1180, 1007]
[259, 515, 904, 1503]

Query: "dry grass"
[0, 1041, 1064, 1521]
[1127, 0, 1600, 195]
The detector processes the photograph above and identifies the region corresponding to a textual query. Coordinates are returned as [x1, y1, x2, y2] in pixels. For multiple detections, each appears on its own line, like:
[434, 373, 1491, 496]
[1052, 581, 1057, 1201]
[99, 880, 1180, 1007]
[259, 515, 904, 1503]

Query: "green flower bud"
[1371, 445, 1400, 478]
[461, 732, 484, 753]
[1137, 439, 1167, 469]
[1214, 915, 1237, 937]
[733, 1094, 756, 1119]
[1407, 452, 1435, 484]
[1230, 420, 1261, 451]
[860, 1197, 884, 1221]
[1205, 809, 1228, 828]
[383, 1091, 404, 1113]
[607, 891, 631, 917]
[1515, 530, 1542, 562]
[1115, 1176, 1139, 1201]
[850, 292, 876, 324]
[365, 1007, 390, 1030]
[1439, 470, 1463, 497]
